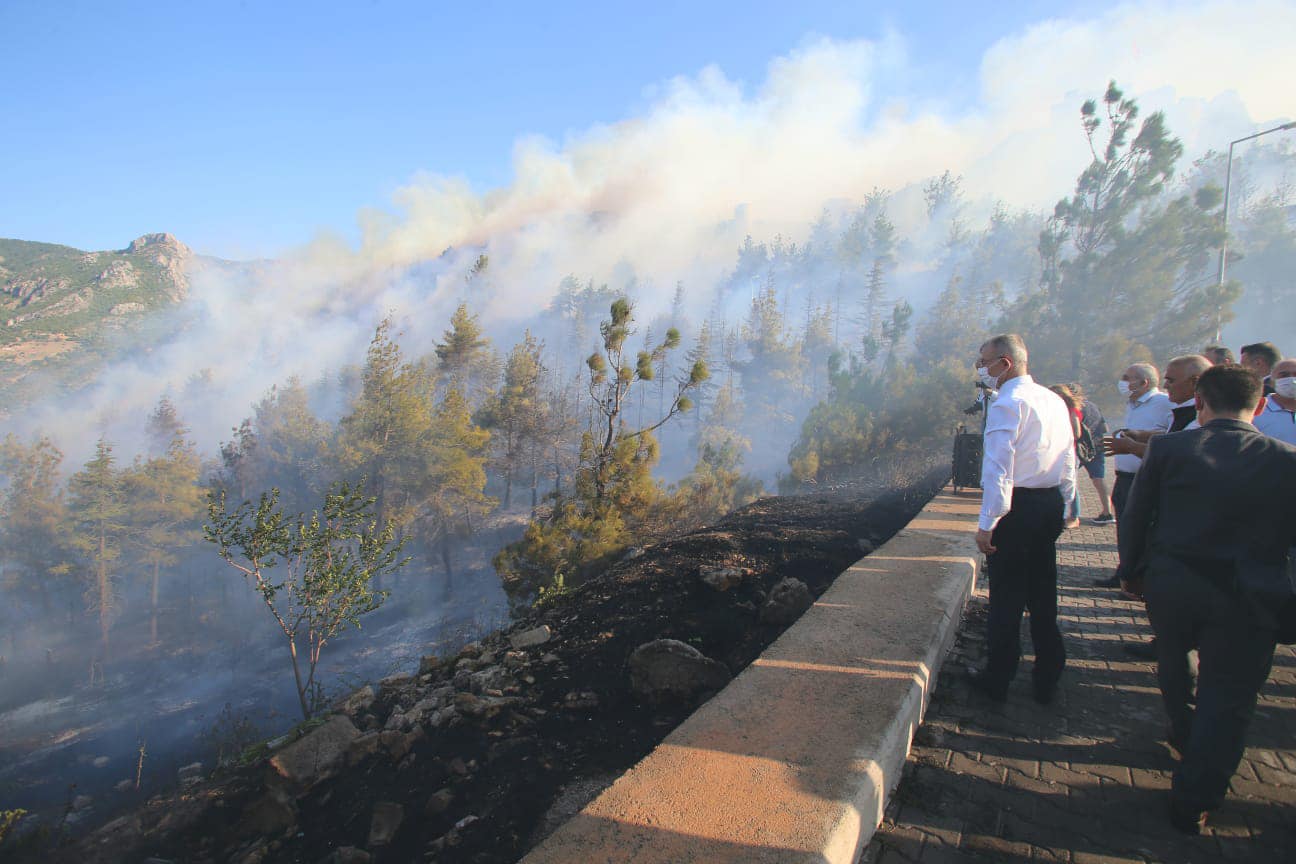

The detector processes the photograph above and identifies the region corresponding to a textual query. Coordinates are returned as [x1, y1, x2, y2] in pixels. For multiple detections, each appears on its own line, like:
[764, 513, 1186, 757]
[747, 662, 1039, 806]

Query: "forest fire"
[3, 2, 1294, 860]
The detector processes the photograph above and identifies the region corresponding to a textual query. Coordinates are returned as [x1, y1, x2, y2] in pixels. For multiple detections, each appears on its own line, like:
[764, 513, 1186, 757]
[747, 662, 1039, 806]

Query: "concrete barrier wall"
[521, 486, 981, 864]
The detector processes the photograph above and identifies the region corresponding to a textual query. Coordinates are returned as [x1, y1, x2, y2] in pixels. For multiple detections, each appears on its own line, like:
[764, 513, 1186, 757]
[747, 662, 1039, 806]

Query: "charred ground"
[23, 462, 946, 864]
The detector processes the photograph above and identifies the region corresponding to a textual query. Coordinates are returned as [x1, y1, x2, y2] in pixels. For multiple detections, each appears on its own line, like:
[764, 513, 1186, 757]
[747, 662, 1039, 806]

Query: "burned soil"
[18, 462, 947, 864]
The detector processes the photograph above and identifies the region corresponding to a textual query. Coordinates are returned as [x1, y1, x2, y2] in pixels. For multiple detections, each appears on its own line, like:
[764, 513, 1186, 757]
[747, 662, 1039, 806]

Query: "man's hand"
[1104, 434, 1144, 457]
[975, 529, 997, 556]
[1119, 579, 1144, 602]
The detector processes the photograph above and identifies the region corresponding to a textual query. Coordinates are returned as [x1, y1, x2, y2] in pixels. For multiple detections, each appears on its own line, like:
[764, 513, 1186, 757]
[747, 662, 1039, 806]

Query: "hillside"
[25, 462, 946, 864]
[0, 234, 199, 415]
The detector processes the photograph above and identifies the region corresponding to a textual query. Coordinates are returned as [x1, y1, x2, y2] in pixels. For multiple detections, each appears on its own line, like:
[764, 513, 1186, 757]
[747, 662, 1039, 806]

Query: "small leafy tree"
[205, 481, 407, 720]
[495, 299, 706, 600]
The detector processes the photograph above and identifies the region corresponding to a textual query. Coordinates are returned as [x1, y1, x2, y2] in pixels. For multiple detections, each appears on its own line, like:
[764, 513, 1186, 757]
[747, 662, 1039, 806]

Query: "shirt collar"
[1171, 397, 1195, 409]
[1265, 397, 1294, 414]
[1133, 388, 1160, 405]
[999, 373, 1034, 392]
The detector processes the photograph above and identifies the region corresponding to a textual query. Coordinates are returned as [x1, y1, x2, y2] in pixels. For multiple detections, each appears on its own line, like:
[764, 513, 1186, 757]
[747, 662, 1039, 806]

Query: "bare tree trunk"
[288, 638, 310, 721]
[98, 529, 111, 664]
[150, 560, 161, 646]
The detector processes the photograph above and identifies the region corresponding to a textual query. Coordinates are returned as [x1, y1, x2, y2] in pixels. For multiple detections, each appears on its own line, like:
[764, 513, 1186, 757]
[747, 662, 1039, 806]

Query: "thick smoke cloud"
[12, 0, 1294, 461]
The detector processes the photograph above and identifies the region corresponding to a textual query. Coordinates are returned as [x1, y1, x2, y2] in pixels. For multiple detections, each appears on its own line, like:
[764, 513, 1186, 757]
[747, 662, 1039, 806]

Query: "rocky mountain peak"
[125, 233, 190, 256]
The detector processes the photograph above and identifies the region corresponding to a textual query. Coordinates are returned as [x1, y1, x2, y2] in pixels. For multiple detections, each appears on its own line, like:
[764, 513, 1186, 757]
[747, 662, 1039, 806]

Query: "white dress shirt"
[1115, 389, 1173, 473]
[978, 374, 1078, 531]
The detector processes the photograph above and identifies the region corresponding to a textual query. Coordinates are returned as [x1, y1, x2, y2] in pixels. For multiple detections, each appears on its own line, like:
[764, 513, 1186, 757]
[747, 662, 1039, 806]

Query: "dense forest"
[1, 85, 1293, 812]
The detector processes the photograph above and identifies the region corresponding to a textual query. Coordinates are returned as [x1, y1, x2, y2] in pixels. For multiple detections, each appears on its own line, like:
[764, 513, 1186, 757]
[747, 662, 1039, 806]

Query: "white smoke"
[13, 0, 1295, 461]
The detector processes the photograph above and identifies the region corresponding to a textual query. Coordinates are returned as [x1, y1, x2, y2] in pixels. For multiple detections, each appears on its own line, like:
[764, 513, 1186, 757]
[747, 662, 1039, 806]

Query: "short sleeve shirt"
[1254, 397, 1296, 446]
[1116, 390, 1173, 473]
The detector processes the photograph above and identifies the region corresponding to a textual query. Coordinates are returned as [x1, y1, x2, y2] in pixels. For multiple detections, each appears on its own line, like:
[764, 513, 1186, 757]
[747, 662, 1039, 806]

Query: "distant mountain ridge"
[0, 233, 233, 418]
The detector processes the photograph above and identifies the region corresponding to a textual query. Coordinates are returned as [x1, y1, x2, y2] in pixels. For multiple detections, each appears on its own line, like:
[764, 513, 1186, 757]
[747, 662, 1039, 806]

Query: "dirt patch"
[0, 336, 77, 365]
[30, 461, 947, 864]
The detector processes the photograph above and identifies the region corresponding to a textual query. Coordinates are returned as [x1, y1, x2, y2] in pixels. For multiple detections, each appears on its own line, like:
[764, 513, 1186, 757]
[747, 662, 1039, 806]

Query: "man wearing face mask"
[1118, 364, 1296, 833]
[1253, 358, 1296, 445]
[971, 334, 1077, 704]
[1093, 363, 1172, 588]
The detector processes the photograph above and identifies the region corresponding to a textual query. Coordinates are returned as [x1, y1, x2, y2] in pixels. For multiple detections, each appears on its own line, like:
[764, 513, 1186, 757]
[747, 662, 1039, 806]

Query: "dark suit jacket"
[1118, 418, 1296, 599]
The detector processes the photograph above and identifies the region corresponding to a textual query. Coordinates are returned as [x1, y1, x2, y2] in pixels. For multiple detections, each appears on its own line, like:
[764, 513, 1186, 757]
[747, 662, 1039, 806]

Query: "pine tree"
[0, 434, 70, 617]
[66, 438, 126, 669]
[435, 303, 496, 406]
[336, 318, 436, 539]
[123, 401, 205, 646]
[479, 332, 545, 509]
[414, 387, 494, 586]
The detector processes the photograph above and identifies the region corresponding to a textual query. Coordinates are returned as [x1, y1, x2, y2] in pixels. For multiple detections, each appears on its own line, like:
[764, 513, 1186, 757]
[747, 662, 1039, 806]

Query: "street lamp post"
[1215, 120, 1296, 341]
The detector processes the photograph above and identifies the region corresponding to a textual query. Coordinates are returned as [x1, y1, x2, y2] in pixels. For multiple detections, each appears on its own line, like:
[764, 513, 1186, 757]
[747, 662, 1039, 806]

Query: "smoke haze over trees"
[2, 3, 1295, 844]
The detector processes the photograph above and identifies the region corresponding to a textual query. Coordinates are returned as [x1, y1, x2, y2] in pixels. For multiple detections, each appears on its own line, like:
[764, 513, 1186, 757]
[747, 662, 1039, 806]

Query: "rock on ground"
[628, 638, 732, 703]
[760, 577, 812, 625]
[268, 716, 360, 794]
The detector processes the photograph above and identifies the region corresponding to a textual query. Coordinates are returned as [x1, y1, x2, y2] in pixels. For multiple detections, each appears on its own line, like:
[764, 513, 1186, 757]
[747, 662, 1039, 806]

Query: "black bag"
[1075, 423, 1097, 465]
[952, 428, 982, 492]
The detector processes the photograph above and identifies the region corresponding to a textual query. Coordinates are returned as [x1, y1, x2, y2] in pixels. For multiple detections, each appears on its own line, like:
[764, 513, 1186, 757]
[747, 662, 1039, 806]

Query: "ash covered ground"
[8, 459, 946, 864]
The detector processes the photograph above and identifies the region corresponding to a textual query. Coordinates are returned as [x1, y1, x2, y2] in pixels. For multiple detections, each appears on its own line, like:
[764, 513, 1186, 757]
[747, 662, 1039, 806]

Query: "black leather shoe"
[1032, 677, 1058, 705]
[1169, 798, 1208, 835]
[968, 670, 1007, 703]
[1123, 639, 1158, 660]
[1093, 573, 1121, 588]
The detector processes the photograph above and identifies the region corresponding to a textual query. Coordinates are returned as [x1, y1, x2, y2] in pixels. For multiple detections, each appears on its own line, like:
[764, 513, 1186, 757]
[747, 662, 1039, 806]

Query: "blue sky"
[0, 0, 1107, 258]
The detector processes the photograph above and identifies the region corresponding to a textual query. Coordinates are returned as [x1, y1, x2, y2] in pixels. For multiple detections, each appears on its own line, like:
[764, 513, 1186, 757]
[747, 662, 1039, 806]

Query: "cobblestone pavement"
[863, 482, 1296, 863]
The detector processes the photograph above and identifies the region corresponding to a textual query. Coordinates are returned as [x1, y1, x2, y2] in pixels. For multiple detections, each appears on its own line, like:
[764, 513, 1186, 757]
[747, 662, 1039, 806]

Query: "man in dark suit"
[1119, 364, 1296, 833]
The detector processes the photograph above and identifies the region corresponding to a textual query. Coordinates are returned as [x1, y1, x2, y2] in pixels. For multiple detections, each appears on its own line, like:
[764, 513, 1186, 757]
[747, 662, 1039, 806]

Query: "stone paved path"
[863, 482, 1296, 863]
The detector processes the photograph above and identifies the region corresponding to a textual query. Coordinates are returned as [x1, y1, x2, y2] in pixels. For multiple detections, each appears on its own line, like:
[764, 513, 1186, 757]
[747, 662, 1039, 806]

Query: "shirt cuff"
[978, 513, 1002, 532]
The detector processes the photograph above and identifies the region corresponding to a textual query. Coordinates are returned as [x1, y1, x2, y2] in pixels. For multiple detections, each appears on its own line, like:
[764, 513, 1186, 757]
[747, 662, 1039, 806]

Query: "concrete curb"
[521, 485, 980, 864]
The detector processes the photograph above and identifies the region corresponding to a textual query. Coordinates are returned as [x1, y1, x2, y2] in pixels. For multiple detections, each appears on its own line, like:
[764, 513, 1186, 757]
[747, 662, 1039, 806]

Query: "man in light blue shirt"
[1094, 362, 1172, 589]
[1254, 358, 1296, 446]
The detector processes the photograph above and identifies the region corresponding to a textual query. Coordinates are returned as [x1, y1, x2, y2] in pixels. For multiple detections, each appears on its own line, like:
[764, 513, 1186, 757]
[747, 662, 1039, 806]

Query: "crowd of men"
[971, 334, 1296, 837]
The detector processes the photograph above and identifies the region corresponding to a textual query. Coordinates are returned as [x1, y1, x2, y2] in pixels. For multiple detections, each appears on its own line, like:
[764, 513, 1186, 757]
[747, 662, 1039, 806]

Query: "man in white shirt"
[1253, 358, 1296, 446]
[1094, 363, 1173, 588]
[972, 334, 1077, 704]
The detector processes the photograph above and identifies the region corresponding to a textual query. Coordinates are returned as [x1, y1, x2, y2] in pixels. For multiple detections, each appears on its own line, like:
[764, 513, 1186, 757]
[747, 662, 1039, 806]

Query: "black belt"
[1014, 485, 1060, 496]
[1116, 470, 1136, 477]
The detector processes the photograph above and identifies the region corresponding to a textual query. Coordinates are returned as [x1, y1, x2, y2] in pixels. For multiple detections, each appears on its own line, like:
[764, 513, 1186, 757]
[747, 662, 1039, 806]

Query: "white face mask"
[1117, 380, 1132, 398]
[1274, 377, 1296, 399]
[977, 366, 999, 389]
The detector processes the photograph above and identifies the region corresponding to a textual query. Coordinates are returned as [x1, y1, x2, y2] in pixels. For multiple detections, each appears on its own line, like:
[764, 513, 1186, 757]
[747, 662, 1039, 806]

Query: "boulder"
[510, 625, 552, 649]
[628, 639, 731, 703]
[425, 787, 455, 815]
[338, 685, 375, 717]
[378, 673, 415, 699]
[238, 789, 297, 839]
[469, 665, 512, 695]
[268, 716, 360, 793]
[346, 731, 382, 766]
[418, 654, 443, 675]
[367, 801, 404, 847]
[698, 565, 744, 591]
[760, 577, 813, 624]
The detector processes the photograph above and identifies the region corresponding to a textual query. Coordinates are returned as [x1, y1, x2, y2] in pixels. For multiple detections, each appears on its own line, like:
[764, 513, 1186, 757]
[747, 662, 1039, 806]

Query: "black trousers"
[985, 486, 1066, 693]
[1144, 558, 1277, 812]
[1112, 470, 1136, 523]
